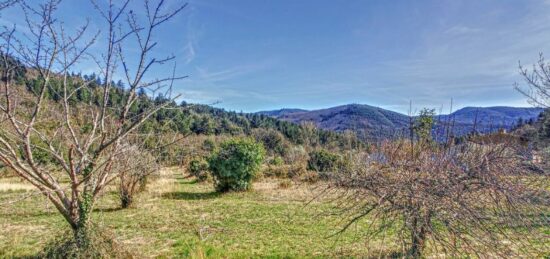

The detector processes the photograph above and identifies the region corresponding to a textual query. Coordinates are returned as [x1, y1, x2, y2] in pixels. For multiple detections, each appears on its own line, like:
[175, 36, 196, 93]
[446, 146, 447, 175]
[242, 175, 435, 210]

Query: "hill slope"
[259, 104, 544, 141]
[256, 108, 308, 117]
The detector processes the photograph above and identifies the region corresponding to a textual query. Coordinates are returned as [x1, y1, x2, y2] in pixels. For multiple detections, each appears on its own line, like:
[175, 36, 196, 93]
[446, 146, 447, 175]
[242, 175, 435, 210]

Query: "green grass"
[0, 170, 394, 258]
[2, 170, 547, 258]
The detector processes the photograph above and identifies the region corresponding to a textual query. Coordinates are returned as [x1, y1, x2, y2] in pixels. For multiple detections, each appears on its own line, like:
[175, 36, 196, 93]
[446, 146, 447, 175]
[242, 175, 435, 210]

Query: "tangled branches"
[329, 139, 549, 257]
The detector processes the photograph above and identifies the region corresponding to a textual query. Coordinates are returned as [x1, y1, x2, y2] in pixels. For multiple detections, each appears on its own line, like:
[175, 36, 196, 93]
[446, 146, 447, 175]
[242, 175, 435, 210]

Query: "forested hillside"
[260, 104, 543, 141]
[6, 57, 363, 154]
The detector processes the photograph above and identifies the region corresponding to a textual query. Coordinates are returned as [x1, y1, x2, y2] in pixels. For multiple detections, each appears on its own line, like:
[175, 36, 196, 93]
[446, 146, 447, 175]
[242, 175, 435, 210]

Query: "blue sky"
[2, 0, 550, 114]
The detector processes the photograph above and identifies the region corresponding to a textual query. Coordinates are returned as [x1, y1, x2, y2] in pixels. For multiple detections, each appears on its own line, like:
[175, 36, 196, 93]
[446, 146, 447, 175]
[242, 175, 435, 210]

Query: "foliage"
[538, 109, 550, 143]
[40, 227, 132, 259]
[414, 108, 435, 142]
[269, 156, 284, 166]
[208, 138, 265, 192]
[307, 149, 340, 172]
[253, 128, 289, 156]
[188, 157, 210, 182]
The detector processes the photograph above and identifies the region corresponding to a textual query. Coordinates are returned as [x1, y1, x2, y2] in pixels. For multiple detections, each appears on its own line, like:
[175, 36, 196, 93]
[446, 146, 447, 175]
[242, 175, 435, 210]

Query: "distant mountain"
[438, 106, 543, 126]
[259, 104, 544, 141]
[256, 108, 308, 117]
[434, 106, 545, 138]
[262, 104, 410, 140]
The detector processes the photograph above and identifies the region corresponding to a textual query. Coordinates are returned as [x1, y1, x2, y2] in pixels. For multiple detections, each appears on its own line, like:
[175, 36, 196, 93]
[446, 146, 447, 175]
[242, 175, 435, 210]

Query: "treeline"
[12, 63, 364, 154]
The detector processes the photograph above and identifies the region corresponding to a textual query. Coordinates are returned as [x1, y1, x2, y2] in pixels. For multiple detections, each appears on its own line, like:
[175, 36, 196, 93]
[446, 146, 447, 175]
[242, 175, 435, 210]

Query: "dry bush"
[284, 145, 309, 165]
[264, 163, 308, 179]
[278, 179, 292, 189]
[328, 139, 549, 258]
[115, 144, 159, 208]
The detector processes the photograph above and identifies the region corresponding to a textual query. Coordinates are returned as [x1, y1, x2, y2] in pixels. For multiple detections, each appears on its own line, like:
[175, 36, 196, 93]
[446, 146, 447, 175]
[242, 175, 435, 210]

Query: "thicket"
[307, 149, 342, 172]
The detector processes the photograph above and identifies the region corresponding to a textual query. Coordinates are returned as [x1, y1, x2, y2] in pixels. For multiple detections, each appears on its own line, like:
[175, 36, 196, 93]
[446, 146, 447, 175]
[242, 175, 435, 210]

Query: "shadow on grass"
[162, 191, 220, 200]
[93, 207, 124, 213]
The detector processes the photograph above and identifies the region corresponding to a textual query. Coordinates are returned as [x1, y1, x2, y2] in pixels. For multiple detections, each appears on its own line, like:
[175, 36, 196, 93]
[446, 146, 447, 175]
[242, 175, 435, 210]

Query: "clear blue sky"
[2, 0, 550, 113]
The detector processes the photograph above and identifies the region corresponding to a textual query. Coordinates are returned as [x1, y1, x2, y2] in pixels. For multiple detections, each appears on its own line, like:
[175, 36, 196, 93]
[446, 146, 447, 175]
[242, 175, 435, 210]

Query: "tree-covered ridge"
[13, 65, 363, 151]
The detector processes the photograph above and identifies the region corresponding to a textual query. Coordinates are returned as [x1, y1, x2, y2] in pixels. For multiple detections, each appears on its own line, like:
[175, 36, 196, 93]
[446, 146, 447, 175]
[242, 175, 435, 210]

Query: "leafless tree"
[326, 139, 549, 258]
[0, 0, 17, 10]
[516, 53, 550, 108]
[0, 0, 186, 246]
[115, 139, 159, 208]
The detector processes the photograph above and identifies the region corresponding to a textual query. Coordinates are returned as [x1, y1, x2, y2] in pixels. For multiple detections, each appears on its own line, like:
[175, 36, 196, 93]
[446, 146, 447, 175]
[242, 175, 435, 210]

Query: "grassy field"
[0, 168, 401, 258]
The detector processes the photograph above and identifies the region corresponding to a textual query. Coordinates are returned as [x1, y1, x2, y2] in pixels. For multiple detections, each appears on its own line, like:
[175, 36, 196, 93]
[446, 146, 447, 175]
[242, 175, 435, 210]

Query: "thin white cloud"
[444, 25, 481, 35]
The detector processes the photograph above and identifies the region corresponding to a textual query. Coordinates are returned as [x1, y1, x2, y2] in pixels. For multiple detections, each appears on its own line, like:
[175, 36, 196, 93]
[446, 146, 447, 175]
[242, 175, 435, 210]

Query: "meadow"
[0, 168, 400, 258]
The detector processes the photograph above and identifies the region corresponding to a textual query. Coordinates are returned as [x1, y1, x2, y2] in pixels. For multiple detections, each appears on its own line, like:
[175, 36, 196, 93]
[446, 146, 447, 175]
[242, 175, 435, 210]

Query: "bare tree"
[0, 0, 186, 246]
[327, 138, 549, 258]
[0, 0, 18, 10]
[516, 53, 550, 108]
[115, 139, 159, 208]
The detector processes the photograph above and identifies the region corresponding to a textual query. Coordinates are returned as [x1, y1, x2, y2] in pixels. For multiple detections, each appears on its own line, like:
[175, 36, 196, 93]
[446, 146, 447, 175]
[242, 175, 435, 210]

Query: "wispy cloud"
[194, 59, 277, 82]
[444, 25, 481, 36]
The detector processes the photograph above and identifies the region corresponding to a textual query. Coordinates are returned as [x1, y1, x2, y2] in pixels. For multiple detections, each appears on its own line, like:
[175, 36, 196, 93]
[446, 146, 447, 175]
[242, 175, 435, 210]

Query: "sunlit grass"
[0, 169, 388, 258]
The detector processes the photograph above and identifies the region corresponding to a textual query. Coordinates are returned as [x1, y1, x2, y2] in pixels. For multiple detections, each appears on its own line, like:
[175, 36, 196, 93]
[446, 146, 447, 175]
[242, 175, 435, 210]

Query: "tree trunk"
[409, 217, 427, 258]
[120, 190, 132, 208]
[73, 191, 94, 248]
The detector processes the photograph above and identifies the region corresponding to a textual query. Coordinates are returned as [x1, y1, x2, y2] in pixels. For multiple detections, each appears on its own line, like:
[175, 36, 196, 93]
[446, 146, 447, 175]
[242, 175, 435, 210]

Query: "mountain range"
[257, 104, 545, 141]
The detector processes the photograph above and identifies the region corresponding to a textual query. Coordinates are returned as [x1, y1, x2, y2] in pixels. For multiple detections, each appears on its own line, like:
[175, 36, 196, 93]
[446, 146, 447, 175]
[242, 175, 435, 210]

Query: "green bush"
[188, 157, 210, 182]
[208, 138, 265, 192]
[253, 129, 289, 156]
[307, 149, 340, 172]
[270, 156, 284, 166]
[202, 139, 216, 153]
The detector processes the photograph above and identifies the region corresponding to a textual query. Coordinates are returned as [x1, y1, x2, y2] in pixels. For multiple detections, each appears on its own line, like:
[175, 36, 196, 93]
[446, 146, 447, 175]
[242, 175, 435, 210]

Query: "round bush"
[188, 157, 210, 182]
[208, 138, 265, 192]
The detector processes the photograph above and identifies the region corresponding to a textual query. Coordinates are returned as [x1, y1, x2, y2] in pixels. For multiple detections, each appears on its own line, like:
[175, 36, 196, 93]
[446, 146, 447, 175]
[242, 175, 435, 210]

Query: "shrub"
[264, 163, 307, 179]
[264, 164, 290, 178]
[40, 226, 132, 259]
[117, 145, 159, 209]
[188, 157, 210, 182]
[270, 156, 284, 166]
[284, 145, 308, 165]
[287, 163, 308, 178]
[202, 138, 216, 153]
[301, 171, 319, 183]
[278, 179, 292, 189]
[253, 128, 289, 156]
[307, 149, 340, 172]
[208, 138, 265, 192]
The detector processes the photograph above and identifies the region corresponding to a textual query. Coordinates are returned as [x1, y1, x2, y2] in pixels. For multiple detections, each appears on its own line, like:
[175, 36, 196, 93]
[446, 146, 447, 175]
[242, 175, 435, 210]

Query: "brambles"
[208, 138, 265, 192]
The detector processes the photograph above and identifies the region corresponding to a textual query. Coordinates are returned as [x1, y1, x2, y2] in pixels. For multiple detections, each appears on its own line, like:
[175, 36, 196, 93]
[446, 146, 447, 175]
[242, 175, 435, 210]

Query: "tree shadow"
[93, 207, 124, 213]
[162, 191, 220, 200]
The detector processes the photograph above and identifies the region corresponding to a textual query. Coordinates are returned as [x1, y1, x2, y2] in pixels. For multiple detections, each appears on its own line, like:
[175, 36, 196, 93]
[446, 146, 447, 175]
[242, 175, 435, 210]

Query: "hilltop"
[258, 104, 544, 141]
